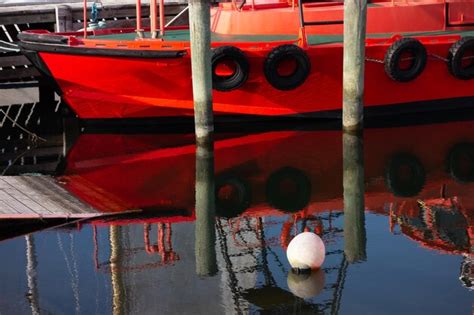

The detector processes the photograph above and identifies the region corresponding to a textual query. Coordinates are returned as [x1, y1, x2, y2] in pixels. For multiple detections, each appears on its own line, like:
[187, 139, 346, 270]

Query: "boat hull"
[32, 35, 474, 120]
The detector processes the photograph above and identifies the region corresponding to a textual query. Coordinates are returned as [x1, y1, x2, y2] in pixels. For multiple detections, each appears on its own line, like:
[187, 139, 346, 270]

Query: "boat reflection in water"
[1, 117, 474, 314]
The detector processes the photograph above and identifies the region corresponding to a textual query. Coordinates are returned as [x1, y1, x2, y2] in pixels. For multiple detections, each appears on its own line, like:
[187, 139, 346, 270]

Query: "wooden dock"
[0, 175, 106, 219]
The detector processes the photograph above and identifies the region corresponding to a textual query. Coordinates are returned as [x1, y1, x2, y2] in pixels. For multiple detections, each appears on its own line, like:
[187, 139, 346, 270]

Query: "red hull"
[18, 1, 474, 119]
[37, 35, 474, 119]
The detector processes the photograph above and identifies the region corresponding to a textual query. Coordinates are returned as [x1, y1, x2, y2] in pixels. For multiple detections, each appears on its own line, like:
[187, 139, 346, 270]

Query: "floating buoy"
[286, 232, 325, 271]
[287, 268, 325, 299]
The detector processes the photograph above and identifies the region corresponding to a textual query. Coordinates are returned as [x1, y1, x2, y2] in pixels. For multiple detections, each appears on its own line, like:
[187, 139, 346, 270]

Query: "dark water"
[0, 100, 473, 314]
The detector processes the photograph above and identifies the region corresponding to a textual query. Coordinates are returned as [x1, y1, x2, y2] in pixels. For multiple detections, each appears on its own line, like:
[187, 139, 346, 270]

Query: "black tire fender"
[264, 44, 311, 90]
[384, 38, 427, 82]
[448, 37, 474, 80]
[211, 46, 249, 92]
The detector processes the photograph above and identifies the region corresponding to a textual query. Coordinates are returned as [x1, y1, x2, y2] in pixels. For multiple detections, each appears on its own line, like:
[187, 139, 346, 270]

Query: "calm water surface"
[0, 101, 472, 314]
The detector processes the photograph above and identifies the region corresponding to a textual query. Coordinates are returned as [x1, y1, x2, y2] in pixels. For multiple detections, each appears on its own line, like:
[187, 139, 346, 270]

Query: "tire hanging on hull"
[212, 46, 249, 92]
[448, 37, 474, 80]
[264, 44, 311, 90]
[384, 38, 427, 82]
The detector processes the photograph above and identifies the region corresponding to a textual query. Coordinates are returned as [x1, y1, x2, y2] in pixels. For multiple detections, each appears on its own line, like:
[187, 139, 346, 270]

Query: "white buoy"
[287, 269, 326, 299]
[286, 232, 325, 271]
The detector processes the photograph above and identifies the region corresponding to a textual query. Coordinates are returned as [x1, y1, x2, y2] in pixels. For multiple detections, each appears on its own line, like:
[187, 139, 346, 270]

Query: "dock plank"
[0, 175, 112, 219]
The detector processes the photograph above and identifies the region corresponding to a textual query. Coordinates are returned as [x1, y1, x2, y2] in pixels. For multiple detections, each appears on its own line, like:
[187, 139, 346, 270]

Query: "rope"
[0, 109, 46, 143]
[429, 53, 449, 63]
[365, 57, 384, 64]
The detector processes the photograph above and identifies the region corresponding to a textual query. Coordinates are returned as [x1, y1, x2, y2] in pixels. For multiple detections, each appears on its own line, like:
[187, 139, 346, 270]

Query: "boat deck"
[89, 29, 474, 46]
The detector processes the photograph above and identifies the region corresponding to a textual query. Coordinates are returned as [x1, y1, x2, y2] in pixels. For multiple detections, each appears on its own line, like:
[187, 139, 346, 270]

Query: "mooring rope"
[0, 109, 46, 142]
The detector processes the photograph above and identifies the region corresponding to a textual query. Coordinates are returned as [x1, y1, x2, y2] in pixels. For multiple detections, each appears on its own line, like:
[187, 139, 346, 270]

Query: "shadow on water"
[0, 101, 474, 313]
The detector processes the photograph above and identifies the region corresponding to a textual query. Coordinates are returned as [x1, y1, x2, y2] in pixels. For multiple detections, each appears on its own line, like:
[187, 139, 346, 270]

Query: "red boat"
[17, 0, 474, 120]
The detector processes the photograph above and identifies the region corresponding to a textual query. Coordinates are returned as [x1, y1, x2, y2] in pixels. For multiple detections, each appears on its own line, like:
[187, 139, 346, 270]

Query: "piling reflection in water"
[195, 139, 218, 277]
[342, 132, 367, 263]
[25, 235, 40, 315]
[1, 115, 474, 313]
[109, 226, 126, 315]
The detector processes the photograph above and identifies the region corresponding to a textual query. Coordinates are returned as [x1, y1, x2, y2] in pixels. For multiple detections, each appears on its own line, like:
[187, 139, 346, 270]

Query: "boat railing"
[296, 0, 343, 47]
[81, 0, 172, 39]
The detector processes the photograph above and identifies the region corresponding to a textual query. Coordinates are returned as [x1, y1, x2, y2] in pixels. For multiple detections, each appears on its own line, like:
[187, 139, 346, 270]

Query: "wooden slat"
[0, 10, 56, 25]
[0, 3, 187, 25]
[0, 146, 63, 163]
[6, 162, 60, 175]
[0, 175, 106, 218]
[71, 15, 186, 30]
[0, 67, 39, 81]
[0, 55, 31, 68]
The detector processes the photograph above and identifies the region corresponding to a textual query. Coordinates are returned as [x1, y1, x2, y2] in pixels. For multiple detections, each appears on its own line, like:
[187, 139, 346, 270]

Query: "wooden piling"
[55, 5, 73, 32]
[342, 0, 367, 131]
[194, 140, 217, 277]
[38, 78, 55, 106]
[189, 0, 213, 144]
[342, 131, 367, 263]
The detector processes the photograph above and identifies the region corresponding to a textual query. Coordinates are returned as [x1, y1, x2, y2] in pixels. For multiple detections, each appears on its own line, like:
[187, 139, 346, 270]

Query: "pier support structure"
[55, 5, 73, 32]
[342, 0, 367, 131]
[189, 0, 213, 144]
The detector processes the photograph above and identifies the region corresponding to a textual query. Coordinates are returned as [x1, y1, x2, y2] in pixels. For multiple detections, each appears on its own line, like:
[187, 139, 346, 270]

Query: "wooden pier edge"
[0, 175, 139, 219]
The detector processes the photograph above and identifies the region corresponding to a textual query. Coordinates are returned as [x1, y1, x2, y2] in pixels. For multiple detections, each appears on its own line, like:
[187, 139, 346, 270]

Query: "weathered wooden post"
[55, 5, 73, 32]
[195, 140, 218, 276]
[62, 116, 80, 158]
[343, 131, 367, 263]
[189, 0, 213, 144]
[342, 0, 367, 131]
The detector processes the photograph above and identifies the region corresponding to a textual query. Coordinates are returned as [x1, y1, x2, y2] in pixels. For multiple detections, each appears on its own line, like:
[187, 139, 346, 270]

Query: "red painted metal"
[150, 0, 158, 37]
[19, 0, 474, 119]
[159, 0, 165, 37]
[136, 0, 142, 32]
[37, 34, 470, 119]
[83, 0, 87, 38]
